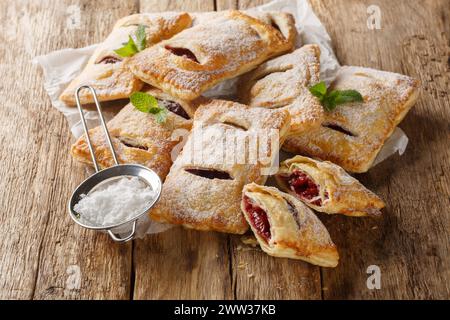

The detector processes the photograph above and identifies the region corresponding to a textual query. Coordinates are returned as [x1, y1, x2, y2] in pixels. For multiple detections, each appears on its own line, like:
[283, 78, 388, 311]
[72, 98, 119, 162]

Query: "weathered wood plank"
[216, 0, 267, 11]
[217, 0, 323, 300]
[1, 0, 448, 301]
[229, 238, 322, 299]
[133, 227, 232, 299]
[132, 0, 232, 300]
[0, 0, 138, 300]
[140, 0, 215, 12]
[309, 0, 450, 299]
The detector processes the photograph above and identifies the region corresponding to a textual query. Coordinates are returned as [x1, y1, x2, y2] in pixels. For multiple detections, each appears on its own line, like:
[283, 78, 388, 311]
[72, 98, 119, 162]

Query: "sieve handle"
[75, 85, 119, 172]
[107, 220, 137, 243]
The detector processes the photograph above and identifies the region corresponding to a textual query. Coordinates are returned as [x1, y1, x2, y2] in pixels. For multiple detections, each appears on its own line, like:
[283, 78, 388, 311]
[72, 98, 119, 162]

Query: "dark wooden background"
[0, 0, 448, 299]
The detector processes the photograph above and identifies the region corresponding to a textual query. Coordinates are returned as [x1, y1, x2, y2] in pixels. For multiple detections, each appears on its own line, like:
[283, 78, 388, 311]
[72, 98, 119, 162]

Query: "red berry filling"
[158, 99, 190, 119]
[117, 137, 148, 151]
[165, 46, 199, 63]
[243, 196, 271, 242]
[97, 56, 121, 64]
[185, 168, 232, 180]
[287, 170, 323, 206]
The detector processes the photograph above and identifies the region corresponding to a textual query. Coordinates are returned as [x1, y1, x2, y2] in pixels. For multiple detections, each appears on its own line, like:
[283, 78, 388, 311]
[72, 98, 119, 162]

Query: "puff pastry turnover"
[71, 88, 196, 179]
[149, 99, 291, 234]
[129, 10, 296, 100]
[191, 11, 296, 40]
[239, 45, 324, 135]
[275, 156, 385, 217]
[246, 11, 297, 46]
[242, 183, 339, 267]
[283, 66, 420, 173]
[60, 12, 192, 105]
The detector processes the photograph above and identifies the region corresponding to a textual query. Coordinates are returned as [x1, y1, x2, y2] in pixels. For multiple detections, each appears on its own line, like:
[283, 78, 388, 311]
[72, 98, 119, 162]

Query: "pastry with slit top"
[129, 10, 296, 100]
[239, 45, 324, 135]
[283, 66, 420, 173]
[59, 12, 192, 105]
[70, 88, 197, 180]
[149, 99, 291, 234]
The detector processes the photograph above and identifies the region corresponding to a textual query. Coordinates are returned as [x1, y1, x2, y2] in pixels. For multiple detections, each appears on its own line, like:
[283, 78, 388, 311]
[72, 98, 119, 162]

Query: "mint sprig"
[114, 25, 147, 58]
[309, 81, 364, 112]
[114, 36, 138, 57]
[134, 25, 147, 51]
[130, 92, 167, 124]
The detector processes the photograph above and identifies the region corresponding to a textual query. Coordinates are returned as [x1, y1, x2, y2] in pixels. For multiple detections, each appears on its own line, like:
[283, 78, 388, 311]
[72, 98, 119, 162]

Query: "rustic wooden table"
[0, 0, 449, 300]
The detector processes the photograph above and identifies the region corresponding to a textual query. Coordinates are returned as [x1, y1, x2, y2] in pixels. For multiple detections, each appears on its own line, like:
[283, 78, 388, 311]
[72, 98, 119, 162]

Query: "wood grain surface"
[0, 0, 448, 300]
[217, 0, 323, 300]
[309, 0, 450, 300]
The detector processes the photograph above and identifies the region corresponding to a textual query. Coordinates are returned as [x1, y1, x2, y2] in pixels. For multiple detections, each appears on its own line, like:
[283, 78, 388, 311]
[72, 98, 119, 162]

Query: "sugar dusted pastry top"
[283, 66, 420, 173]
[59, 12, 192, 105]
[129, 10, 296, 100]
[70, 88, 196, 179]
[239, 44, 324, 135]
[245, 11, 297, 46]
[149, 99, 291, 234]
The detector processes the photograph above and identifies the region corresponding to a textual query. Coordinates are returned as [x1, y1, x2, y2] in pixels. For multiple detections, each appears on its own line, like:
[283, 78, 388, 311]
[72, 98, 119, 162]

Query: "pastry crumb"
[240, 235, 259, 247]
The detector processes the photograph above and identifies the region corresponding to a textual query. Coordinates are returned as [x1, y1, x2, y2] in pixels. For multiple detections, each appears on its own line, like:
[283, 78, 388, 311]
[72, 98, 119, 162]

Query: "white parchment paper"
[34, 0, 409, 237]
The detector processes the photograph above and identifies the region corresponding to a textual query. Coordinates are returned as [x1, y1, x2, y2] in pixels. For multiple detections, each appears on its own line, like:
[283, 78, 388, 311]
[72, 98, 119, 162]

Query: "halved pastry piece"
[239, 45, 324, 135]
[241, 183, 339, 267]
[149, 99, 291, 234]
[283, 66, 420, 172]
[129, 10, 296, 100]
[60, 12, 192, 105]
[275, 156, 385, 217]
[71, 88, 197, 179]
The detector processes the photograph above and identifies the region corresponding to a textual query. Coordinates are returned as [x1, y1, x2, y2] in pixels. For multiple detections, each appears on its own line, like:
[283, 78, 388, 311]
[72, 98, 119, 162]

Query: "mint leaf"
[134, 25, 147, 52]
[130, 92, 158, 112]
[147, 107, 162, 114]
[154, 108, 168, 124]
[114, 36, 138, 57]
[309, 82, 364, 112]
[114, 25, 147, 57]
[309, 81, 327, 99]
[333, 89, 364, 105]
[322, 95, 337, 112]
[130, 92, 167, 124]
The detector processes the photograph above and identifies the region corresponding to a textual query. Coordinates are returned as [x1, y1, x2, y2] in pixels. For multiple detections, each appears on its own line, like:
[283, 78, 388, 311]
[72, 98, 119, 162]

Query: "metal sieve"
[68, 86, 162, 242]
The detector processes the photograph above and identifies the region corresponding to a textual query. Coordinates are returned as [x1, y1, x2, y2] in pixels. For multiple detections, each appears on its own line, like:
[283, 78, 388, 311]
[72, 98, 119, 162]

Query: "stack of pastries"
[63, 10, 420, 268]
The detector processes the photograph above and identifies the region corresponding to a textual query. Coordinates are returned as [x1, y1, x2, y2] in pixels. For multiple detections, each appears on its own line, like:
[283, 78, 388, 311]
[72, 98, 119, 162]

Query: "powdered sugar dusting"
[74, 176, 157, 227]
[129, 10, 292, 99]
[239, 45, 323, 134]
[284, 66, 419, 172]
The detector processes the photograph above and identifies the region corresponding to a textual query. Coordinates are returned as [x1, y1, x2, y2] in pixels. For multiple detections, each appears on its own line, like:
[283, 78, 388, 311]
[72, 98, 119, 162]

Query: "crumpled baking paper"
[34, 0, 409, 237]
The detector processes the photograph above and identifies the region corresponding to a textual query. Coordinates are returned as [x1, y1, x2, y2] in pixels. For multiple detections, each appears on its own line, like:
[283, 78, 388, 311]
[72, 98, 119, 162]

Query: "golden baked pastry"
[71, 88, 196, 179]
[283, 66, 420, 173]
[239, 45, 324, 135]
[60, 12, 192, 105]
[149, 99, 291, 234]
[241, 183, 339, 267]
[276, 155, 385, 217]
[129, 10, 296, 100]
[247, 11, 297, 46]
